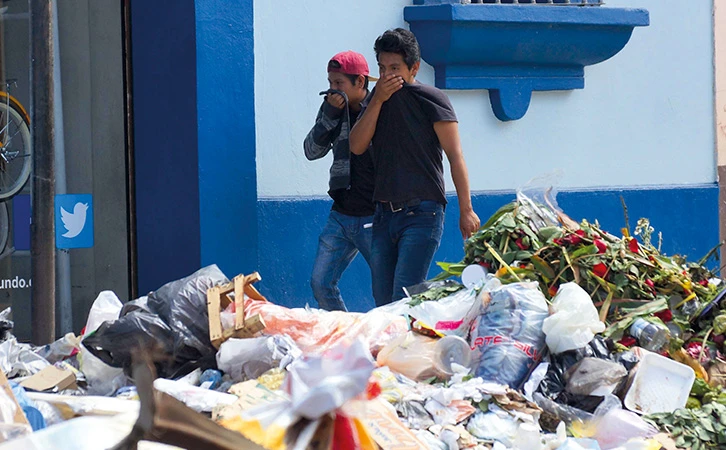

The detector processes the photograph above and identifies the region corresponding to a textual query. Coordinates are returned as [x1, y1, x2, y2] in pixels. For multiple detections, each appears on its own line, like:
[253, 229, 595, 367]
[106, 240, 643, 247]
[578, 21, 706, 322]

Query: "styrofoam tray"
[624, 351, 695, 415]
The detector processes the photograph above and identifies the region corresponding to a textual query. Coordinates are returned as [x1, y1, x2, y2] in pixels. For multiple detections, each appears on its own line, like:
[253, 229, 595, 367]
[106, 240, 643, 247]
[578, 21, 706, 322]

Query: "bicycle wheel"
[0, 96, 31, 200]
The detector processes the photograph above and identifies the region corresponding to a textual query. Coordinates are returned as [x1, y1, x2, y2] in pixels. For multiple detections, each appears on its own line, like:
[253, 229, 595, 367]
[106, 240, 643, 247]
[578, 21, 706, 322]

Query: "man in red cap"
[303, 51, 376, 311]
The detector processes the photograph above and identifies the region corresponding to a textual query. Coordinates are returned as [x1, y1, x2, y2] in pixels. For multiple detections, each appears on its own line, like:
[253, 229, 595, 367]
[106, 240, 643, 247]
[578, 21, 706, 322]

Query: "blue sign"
[12, 195, 30, 251]
[55, 194, 94, 249]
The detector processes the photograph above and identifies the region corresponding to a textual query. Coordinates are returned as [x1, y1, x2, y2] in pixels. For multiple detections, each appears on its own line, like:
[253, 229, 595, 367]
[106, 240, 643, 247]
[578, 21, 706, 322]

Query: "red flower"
[575, 230, 586, 237]
[593, 263, 608, 278]
[618, 336, 637, 347]
[685, 342, 711, 364]
[553, 238, 564, 246]
[699, 279, 709, 287]
[479, 261, 492, 269]
[515, 238, 528, 250]
[594, 239, 607, 254]
[569, 234, 583, 246]
[628, 238, 640, 254]
[654, 309, 673, 322]
[645, 279, 655, 289]
[548, 285, 559, 297]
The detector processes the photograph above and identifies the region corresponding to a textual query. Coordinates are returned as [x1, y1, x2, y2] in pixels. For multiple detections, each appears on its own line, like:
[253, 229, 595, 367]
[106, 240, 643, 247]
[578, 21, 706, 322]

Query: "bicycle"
[0, 80, 32, 258]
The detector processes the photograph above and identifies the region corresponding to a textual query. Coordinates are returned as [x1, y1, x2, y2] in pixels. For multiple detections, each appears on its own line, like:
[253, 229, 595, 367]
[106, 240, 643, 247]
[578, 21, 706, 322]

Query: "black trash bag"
[146, 265, 229, 364]
[537, 336, 614, 403]
[82, 265, 229, 378]
[82, 309, 174, 369]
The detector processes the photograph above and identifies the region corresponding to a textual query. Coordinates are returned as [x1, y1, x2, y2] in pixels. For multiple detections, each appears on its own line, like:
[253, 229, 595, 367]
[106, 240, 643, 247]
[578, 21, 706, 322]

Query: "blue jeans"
[311, 210, 373, 311]
[371, 201, 445, 307]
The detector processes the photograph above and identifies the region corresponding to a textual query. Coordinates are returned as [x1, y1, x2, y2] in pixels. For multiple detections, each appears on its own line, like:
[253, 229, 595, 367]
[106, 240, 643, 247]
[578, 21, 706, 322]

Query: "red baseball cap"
[328, 51, 378, 81]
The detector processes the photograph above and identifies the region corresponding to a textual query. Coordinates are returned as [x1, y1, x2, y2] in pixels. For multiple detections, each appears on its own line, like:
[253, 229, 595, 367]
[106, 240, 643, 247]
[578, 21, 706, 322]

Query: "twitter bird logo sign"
[55, 194, 94, 249]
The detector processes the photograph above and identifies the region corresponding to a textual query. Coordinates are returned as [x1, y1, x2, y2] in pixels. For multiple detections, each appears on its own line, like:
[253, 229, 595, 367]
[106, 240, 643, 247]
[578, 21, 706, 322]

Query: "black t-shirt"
[366, 82, 457, 205]
[330, 110, 375, 216]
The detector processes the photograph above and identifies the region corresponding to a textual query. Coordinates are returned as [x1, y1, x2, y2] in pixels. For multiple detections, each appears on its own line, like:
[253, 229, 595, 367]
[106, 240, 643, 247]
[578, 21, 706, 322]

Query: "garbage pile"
[0, 189, 721, 449]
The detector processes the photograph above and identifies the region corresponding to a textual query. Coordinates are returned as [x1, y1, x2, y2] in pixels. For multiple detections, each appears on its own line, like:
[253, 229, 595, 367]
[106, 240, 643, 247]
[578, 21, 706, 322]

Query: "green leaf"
[571, 244, 597, 259]
[537, 226, 561, 242]
[531, 255, 556, 280]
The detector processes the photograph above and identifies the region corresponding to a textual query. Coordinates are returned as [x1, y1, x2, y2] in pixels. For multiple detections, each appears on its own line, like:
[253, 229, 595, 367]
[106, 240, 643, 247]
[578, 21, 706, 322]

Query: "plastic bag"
[407, 284, 484, 338]
[565, 358, 627, 396]
[593, 409, 657, 450]
[0, 339, 49, 378]
[216, 335, 301, 382]
[243, 298, 408, 356]
[542, 283, 606, 354]
[469, 282, 550, 389]
[147, 265, 227, 361]
[220, 339, 377, 450]
[83, 291, 123, 334]
[376, 332, 440, 381]
[153, 378, 237, 413]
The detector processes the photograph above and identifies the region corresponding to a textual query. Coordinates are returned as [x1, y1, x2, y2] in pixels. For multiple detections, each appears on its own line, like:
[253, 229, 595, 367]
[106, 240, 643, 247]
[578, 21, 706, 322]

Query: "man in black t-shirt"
[350, 29, 480, 306]
[303, 51, 376, 311]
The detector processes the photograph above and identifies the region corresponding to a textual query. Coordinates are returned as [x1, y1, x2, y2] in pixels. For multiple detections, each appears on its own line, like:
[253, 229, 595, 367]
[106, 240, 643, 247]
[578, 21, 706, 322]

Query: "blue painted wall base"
[257, 184, 718, 313]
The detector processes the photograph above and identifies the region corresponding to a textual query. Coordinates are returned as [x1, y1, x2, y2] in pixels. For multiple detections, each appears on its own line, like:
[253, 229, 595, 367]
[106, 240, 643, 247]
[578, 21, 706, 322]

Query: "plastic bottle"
[629, 318, 669, 352]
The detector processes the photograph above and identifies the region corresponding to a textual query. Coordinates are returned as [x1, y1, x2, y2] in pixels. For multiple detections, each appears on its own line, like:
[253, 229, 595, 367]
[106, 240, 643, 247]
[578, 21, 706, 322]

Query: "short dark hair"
[374, 28, 420, 69]
[328, 60, 370, 90]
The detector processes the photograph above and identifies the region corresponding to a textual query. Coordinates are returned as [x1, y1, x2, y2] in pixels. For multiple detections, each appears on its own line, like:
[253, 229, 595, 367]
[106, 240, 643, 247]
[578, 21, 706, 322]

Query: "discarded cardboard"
[208, 273, 268, 349]
[0, 371, 30, 428]
[20, 366, 76, 392]
[348, 398, 428, 450]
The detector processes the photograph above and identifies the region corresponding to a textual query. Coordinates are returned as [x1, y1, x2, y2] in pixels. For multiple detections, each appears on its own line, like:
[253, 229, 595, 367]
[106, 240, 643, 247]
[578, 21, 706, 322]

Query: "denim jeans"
[371, 200, 445, 307]
[311, 210, 373, 311]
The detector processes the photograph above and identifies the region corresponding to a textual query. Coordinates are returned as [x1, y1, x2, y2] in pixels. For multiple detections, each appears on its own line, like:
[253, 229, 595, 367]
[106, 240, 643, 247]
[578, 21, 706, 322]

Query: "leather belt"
[378, 198, 421, 213]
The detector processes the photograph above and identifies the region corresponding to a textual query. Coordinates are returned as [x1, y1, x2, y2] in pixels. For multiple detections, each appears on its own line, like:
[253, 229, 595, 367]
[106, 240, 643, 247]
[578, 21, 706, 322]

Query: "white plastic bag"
[216, 335, 301, 382]
[407, 287, 483, 338]
[542, 283, 605, 354]
[153, 378, 237, 413]
[79, 291, 126, 396]
[83, 291, 123, 334]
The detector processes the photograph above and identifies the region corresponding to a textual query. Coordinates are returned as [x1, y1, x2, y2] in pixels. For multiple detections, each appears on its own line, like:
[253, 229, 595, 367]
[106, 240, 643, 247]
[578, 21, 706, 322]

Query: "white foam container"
[624, 351, 695, 415]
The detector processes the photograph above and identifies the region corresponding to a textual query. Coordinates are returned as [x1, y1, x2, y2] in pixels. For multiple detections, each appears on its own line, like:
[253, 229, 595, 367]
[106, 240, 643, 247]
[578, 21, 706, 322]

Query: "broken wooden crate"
[207, 272, 267, 349]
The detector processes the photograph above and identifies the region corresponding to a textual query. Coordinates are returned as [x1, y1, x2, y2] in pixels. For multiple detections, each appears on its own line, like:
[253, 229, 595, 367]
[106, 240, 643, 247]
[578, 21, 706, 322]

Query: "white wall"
[255, 0, 715, 197]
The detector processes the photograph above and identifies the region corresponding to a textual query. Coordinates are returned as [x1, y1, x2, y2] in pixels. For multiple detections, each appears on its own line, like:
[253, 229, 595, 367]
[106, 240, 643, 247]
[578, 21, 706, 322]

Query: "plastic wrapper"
[218, 339, 377, 450]
[407, 285, 483, 338]
[542, 283, 606, 354]
[0, 308, 14, 344]
[242, 298, 408, 356]
[396, 400, 435, 429]
[0, 338, 49, 378]
[592, 409, 657, 449]
[376, 332, 440, 381]
[565, 358, 628, 396]
[34, 333, 81, 365]
[153, 378, 237, 413]
[469, 282, 549, 389]
[216, 335, 301, 382]
[146, 265, 226, 362]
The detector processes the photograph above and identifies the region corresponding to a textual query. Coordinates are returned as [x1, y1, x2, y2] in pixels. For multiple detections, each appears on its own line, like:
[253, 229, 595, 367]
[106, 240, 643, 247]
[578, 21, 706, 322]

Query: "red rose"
[553, 238, 564, 246]
[699, 279, 709, 287]
[628, 238, 640, 253]
[594, 239, 607, 254]
[618, 336, 637, 347]
[479, 261, 492, 269]
[515, 238, 528, 250]
[569, 234, 583, 246]
[575, 230, 586, 237]
[645, 279, 655, 289]
[654, 309, 673, 322]
[593, 263, 608, 278]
